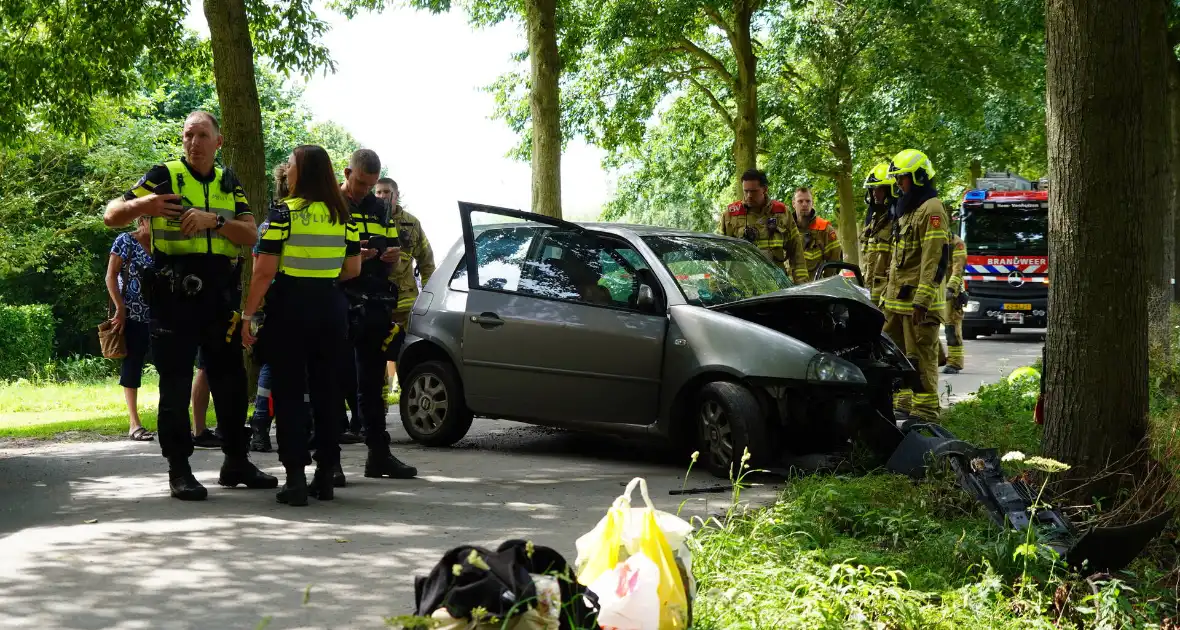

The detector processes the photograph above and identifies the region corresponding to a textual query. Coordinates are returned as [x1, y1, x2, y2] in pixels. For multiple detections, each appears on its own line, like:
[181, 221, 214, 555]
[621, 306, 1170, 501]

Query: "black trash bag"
[413, 540, 598, 629]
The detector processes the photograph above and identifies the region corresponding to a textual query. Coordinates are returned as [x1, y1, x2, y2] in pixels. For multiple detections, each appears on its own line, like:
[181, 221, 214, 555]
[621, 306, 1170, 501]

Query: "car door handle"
[470, 313, 504, 328]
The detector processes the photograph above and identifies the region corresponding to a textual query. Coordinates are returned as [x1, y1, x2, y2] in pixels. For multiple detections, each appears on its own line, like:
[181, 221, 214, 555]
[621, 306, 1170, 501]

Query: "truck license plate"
[1002, 313, 1024, 324]
[1003, 303, 1032, 311]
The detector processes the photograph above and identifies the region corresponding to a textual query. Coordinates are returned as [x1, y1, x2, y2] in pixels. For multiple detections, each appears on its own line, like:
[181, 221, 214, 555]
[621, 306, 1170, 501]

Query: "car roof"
[473, 219, 737, 242]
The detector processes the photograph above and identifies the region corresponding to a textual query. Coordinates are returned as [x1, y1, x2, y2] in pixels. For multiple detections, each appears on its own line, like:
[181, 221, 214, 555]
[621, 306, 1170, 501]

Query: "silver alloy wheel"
[699, 399, 733, 470]
[406, 373, 449, 435]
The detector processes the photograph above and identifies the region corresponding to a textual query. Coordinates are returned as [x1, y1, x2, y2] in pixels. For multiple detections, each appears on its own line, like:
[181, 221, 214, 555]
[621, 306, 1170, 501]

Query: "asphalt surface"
[0, 331, 1043, 629]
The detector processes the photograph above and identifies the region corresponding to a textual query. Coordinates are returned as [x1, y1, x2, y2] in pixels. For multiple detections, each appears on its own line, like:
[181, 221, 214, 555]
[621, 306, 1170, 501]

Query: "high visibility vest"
[273, 198, 355, 279]
[149, 161, 242, 258]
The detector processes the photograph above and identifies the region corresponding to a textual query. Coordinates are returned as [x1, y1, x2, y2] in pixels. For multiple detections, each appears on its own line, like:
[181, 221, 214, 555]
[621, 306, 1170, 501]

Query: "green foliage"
[940, 372, 1043, 457]
[0, 303, 55, 382]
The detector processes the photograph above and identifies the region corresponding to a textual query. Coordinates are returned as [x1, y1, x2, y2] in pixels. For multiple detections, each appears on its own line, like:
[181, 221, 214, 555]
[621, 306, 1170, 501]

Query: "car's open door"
[456, 201, 667, 426]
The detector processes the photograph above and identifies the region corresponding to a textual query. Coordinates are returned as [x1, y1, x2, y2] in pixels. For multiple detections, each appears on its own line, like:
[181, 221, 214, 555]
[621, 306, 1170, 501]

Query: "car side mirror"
[637, 284, 655, 309]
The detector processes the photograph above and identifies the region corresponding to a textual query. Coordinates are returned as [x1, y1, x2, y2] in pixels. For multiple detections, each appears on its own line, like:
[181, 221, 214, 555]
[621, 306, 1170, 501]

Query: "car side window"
[450, 226, 539, 292]
[516, 231, 649, 310]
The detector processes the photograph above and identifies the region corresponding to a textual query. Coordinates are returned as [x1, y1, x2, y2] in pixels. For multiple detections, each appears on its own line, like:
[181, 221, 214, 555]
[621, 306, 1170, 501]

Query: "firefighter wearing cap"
[861, 163, 896, 306]
[719, 168, 808, 283]
[792, 187, 842, 281]
[943, 232, 968, 373]
[883, 148, 951, 422]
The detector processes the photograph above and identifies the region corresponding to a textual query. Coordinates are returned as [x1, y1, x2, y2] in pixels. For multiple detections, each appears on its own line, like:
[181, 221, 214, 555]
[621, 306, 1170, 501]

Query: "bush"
[0, 303, 54, 381]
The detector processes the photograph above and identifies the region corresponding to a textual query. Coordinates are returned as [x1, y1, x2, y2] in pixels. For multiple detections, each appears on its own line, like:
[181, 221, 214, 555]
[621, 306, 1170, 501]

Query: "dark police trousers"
[149, 267, 249, 460]
[350, 299, 395, 449]
[264, 278, 348, 469]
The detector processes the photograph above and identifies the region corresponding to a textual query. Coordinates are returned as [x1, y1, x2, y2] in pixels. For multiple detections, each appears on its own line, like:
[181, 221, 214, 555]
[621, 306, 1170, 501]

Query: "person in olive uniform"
[943, 232, 968, 374]
[242, 144, 361, 506]
[102, 111, 276, 500]
[375, 178, 435, 385]
[860, 163, 897, 306]
[882, 149, 950, 422]
[719, 169, 808, 283]
[792, 187, 842, 281]
[338, 150, 419, 480]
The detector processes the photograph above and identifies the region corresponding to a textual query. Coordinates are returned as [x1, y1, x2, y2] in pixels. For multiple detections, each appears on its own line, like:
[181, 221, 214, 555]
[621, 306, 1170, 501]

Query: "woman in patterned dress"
[105, 215, 156, 441]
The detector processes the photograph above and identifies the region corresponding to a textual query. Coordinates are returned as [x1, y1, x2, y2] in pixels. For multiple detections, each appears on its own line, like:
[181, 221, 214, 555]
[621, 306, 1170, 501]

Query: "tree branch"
[685, 75, 735, 128]
[676, 36, 734, 84]
[703, 4, 734, 41]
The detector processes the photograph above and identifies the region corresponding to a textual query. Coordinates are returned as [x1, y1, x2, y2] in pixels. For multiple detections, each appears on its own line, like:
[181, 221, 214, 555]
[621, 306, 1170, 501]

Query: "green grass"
[690, 368, 1180, 629]
[0, 375, 401, 440]
[0, 375, 218, 439]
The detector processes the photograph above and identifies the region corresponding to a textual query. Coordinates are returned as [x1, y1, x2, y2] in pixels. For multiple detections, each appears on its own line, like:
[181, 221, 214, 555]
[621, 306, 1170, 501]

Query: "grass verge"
[0, 376, 402, 440]
[690, 369, 1179, 629]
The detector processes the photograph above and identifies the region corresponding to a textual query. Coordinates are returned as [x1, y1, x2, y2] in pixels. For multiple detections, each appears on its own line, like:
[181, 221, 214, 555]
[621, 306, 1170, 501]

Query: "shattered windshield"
[642, 235, 793, 307]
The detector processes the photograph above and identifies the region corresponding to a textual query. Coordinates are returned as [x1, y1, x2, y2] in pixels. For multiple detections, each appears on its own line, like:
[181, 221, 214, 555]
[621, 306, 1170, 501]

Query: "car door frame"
[457, 200, 669, 425]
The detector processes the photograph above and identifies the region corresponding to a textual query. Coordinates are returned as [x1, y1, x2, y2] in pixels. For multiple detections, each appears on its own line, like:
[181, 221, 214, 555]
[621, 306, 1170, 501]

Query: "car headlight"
[965, 300, 981, 313]
[806, 353, 867, 384]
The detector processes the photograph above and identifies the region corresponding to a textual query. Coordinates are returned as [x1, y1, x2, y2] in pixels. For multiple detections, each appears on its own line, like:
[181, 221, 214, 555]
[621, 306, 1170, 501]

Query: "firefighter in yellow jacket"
[793, 187, 842, 281]
[942, 232, 968, 374]
[860, 163, 896, 305]
[883, 149, 950, 421]
[719, 169, 808, 283]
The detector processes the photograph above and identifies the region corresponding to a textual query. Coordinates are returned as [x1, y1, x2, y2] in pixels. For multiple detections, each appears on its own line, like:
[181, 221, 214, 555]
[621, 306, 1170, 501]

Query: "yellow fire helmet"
[887, 149, 936, 188]
[863, 162, 895, 188]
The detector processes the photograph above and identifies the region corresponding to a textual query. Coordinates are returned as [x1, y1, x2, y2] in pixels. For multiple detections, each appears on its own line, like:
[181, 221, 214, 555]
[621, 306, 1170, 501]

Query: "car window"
[642, 234, 793, 306]
[516, 230, 648, 310]
[450, 225, 540, 292]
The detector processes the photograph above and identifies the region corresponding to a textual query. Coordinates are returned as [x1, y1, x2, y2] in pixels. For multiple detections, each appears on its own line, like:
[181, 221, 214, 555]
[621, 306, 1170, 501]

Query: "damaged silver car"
[395, 202, 916, 478]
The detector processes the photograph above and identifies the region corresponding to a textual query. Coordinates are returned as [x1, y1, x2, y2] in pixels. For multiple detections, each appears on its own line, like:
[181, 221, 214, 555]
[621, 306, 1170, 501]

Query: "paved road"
[0, 332, 1042, 630]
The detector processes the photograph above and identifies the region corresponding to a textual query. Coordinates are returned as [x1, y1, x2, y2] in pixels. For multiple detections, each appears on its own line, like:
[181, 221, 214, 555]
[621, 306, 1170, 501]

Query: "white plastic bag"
[587, 550, 662, 630]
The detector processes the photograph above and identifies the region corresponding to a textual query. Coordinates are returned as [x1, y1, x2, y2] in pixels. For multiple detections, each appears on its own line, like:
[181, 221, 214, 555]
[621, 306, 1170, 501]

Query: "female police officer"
[241, 145, 361, 506]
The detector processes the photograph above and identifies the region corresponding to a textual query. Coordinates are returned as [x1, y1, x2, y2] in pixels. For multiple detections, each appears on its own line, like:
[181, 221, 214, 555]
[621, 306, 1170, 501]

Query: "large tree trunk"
[526, 0, 562, 219]
[830, 130, 859, 266]
[1043, 0, 1150, 502]
[730, 2, 758, 194]
[204, 0, 267, 397]
[1168, 46, 1180, 306]
[969, 158, 982, 189]
[1143, 0, 1173, 362]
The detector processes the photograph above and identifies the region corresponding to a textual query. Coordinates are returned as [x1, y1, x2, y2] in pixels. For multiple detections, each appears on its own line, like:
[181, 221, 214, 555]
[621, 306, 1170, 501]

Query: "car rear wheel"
[400, 360, 473, 447]
[695, 382, 768, 479]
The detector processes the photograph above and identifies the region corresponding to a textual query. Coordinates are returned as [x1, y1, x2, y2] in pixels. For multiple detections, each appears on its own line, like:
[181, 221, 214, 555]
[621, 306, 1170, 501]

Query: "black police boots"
[309, 466, 335, 501]
[218, 456, 279, 489]
[168, 457, 208, 501]
[364, 447, 418, 479]
[333, 461, 346, 488]
[277, 467, 308, 506]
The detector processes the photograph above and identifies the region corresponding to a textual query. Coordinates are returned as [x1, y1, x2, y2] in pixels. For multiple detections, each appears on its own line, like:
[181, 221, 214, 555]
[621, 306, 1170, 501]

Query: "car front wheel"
[400, 360, 474, 447]
[694, 382, 768, 479]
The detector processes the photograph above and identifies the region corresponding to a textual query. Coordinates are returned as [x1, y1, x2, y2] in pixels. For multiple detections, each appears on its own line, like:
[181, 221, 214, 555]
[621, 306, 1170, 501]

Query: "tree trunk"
[204, 0, 267, 398]
[526, 0, 562, 219]
[969, 158, 982, 189]
[730, 2, 758, 194]
[830, 130, 859, 266]
[1169, 50, 1180, 305]
[1143, 0, 1172, 362]
[1043, 0, 1150, 503]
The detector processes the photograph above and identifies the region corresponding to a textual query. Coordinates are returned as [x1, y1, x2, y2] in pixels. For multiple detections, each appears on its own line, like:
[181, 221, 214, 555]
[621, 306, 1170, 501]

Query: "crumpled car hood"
[707, 276, 885, 349]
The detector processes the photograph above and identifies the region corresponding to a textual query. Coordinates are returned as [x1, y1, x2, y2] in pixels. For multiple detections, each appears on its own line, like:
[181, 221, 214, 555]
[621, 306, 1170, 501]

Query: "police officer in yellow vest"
[860, 163, 896, 306]
[719, 169, 808, 283]
[103, 111, 276, 501]
[242, 144, 361, 505]
[882, 149, 951, 422]
[943, 231, 968, 374]
[338, 150, 419, 480]
[792, 187, 843, 281]
[375, 178, 435, 381]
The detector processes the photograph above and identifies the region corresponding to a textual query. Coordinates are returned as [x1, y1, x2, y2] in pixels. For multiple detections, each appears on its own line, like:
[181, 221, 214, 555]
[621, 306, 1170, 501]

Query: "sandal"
[129, 427, 155, 441]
